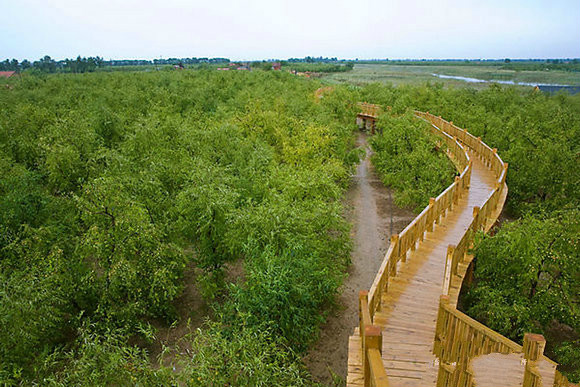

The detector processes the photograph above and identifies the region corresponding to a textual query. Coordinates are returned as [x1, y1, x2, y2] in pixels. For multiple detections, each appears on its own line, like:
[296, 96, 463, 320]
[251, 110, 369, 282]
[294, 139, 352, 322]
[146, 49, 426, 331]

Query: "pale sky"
[1, 0, 579, 61]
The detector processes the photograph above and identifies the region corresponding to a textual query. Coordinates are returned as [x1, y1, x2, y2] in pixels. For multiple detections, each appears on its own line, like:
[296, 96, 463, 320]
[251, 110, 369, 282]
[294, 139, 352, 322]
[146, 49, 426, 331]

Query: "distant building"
[217, 67, 230, 71]
[271, 62, 282, 70]
[229, 62, 250, 71]
[0, 71, 16, 78]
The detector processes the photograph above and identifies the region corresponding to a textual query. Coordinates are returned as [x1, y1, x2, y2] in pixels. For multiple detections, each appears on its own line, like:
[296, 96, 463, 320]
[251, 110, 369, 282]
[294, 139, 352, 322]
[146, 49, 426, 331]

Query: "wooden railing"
[435, 295, 557, 387]
[359, 291, 389, 387]
[354, 108, 573, 387]
[357, 102, 381, 118]
[356, 103, 382, 134]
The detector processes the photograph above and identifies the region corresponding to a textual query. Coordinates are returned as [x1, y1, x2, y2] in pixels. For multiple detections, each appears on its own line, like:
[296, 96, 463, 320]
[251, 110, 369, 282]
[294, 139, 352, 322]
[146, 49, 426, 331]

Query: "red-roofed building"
[0, 71, 16, 78]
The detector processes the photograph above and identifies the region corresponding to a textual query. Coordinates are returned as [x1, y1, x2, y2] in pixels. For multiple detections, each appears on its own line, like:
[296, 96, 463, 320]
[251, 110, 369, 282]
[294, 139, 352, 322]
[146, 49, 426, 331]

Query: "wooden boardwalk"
[348, 152, 497, 387]
[346, 112, 568, 387]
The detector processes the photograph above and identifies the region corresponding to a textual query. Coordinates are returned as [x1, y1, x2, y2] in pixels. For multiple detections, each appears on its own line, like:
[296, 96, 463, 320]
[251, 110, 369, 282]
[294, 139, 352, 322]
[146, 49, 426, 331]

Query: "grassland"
[323, 64, 580, 88]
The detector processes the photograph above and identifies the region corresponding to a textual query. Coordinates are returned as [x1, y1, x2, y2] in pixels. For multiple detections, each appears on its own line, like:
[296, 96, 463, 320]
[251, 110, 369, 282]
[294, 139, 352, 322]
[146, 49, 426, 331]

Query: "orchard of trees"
[0, 70, 361, 385]
[0, 67, 578, 385]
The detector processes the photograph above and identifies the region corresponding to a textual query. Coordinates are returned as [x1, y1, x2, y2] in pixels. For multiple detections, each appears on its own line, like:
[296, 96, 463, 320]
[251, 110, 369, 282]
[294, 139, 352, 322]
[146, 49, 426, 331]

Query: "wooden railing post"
[448, 244, 458, 277]
[502, 162, 509, 183]
[472, 206, 480, 231]
[434, 198, 442, 225]
[442, 245, 455, 295]
[523, 333, 545, 362]
[364, 325, 388, 387]
[359, 290, 369, 341]
[389, 234, 399, 276]
[427, 198, 436, 232]
[411, 224, 417, 252]
[453, 176, 460, 204]
[523, 333, 546, 387]
[359, 289, 374, 387]
[493, 182, 501, 210]
[434, 295, 450, 357]
[466, 161, 472, 188]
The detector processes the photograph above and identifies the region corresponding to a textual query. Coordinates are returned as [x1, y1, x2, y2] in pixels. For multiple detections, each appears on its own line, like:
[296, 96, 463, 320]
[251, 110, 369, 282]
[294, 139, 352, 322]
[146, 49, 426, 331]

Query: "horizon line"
[3, 56, 580, 63]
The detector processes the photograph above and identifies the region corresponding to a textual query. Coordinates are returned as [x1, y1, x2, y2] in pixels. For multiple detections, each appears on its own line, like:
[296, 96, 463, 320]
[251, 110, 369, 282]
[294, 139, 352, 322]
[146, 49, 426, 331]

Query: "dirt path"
[303, 132, 415, 385]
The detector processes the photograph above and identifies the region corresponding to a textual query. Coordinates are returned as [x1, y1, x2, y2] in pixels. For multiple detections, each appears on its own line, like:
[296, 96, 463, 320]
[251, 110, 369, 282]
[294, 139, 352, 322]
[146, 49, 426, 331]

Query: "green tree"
[34, 55, 57, 73]
[465, 209, 579, 381]
[370, 111, 456, 212]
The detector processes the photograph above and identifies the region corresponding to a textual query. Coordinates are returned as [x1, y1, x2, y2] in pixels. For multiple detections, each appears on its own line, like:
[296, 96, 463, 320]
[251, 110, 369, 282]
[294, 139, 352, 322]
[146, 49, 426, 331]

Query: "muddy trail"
[303, 132, 415, 385]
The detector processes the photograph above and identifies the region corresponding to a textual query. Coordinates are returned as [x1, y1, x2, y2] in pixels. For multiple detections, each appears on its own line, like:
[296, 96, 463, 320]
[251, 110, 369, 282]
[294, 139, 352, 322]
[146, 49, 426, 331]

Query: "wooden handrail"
[436, 295, 523, 356]
[358, 102, 382, 118]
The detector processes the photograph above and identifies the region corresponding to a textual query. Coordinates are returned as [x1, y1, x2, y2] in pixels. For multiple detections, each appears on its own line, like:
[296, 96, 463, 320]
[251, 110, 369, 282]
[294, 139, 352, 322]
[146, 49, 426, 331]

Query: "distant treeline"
[287, 56, 343, 63]
[0, 55, 231, 73]
[283, 62, 354, 73]
[0, 55, 357, 74]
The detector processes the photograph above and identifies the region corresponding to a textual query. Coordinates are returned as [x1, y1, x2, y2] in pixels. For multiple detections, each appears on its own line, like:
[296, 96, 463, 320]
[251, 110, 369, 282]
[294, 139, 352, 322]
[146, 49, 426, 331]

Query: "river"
[431, 73, 573, 87]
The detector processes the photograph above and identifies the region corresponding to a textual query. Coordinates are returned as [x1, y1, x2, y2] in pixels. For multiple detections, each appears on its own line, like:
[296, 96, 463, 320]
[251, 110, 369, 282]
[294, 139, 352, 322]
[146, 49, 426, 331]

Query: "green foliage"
[43, 326, 175, 387]
[178, 322, 313, 387]
[464, 209, 579, 381]
[76, 176, 187, 322]
[0, 270, 70, 380]
[0, 69, 357, 385]
[370, 112, 456, 212]
[553, 340, 580, 382]
[227, 246, 344, 351]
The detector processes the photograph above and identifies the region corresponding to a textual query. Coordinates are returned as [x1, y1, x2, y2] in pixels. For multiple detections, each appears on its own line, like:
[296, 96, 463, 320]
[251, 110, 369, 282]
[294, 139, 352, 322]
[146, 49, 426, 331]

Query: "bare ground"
[144, 259, 245, 369]
[303, 132, 415, 385]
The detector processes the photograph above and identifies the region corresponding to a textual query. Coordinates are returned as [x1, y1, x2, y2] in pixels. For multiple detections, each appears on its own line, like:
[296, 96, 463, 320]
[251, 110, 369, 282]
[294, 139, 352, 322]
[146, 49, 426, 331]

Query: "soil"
[303, 132, 415, 385]
[145, 259, 245, 369]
